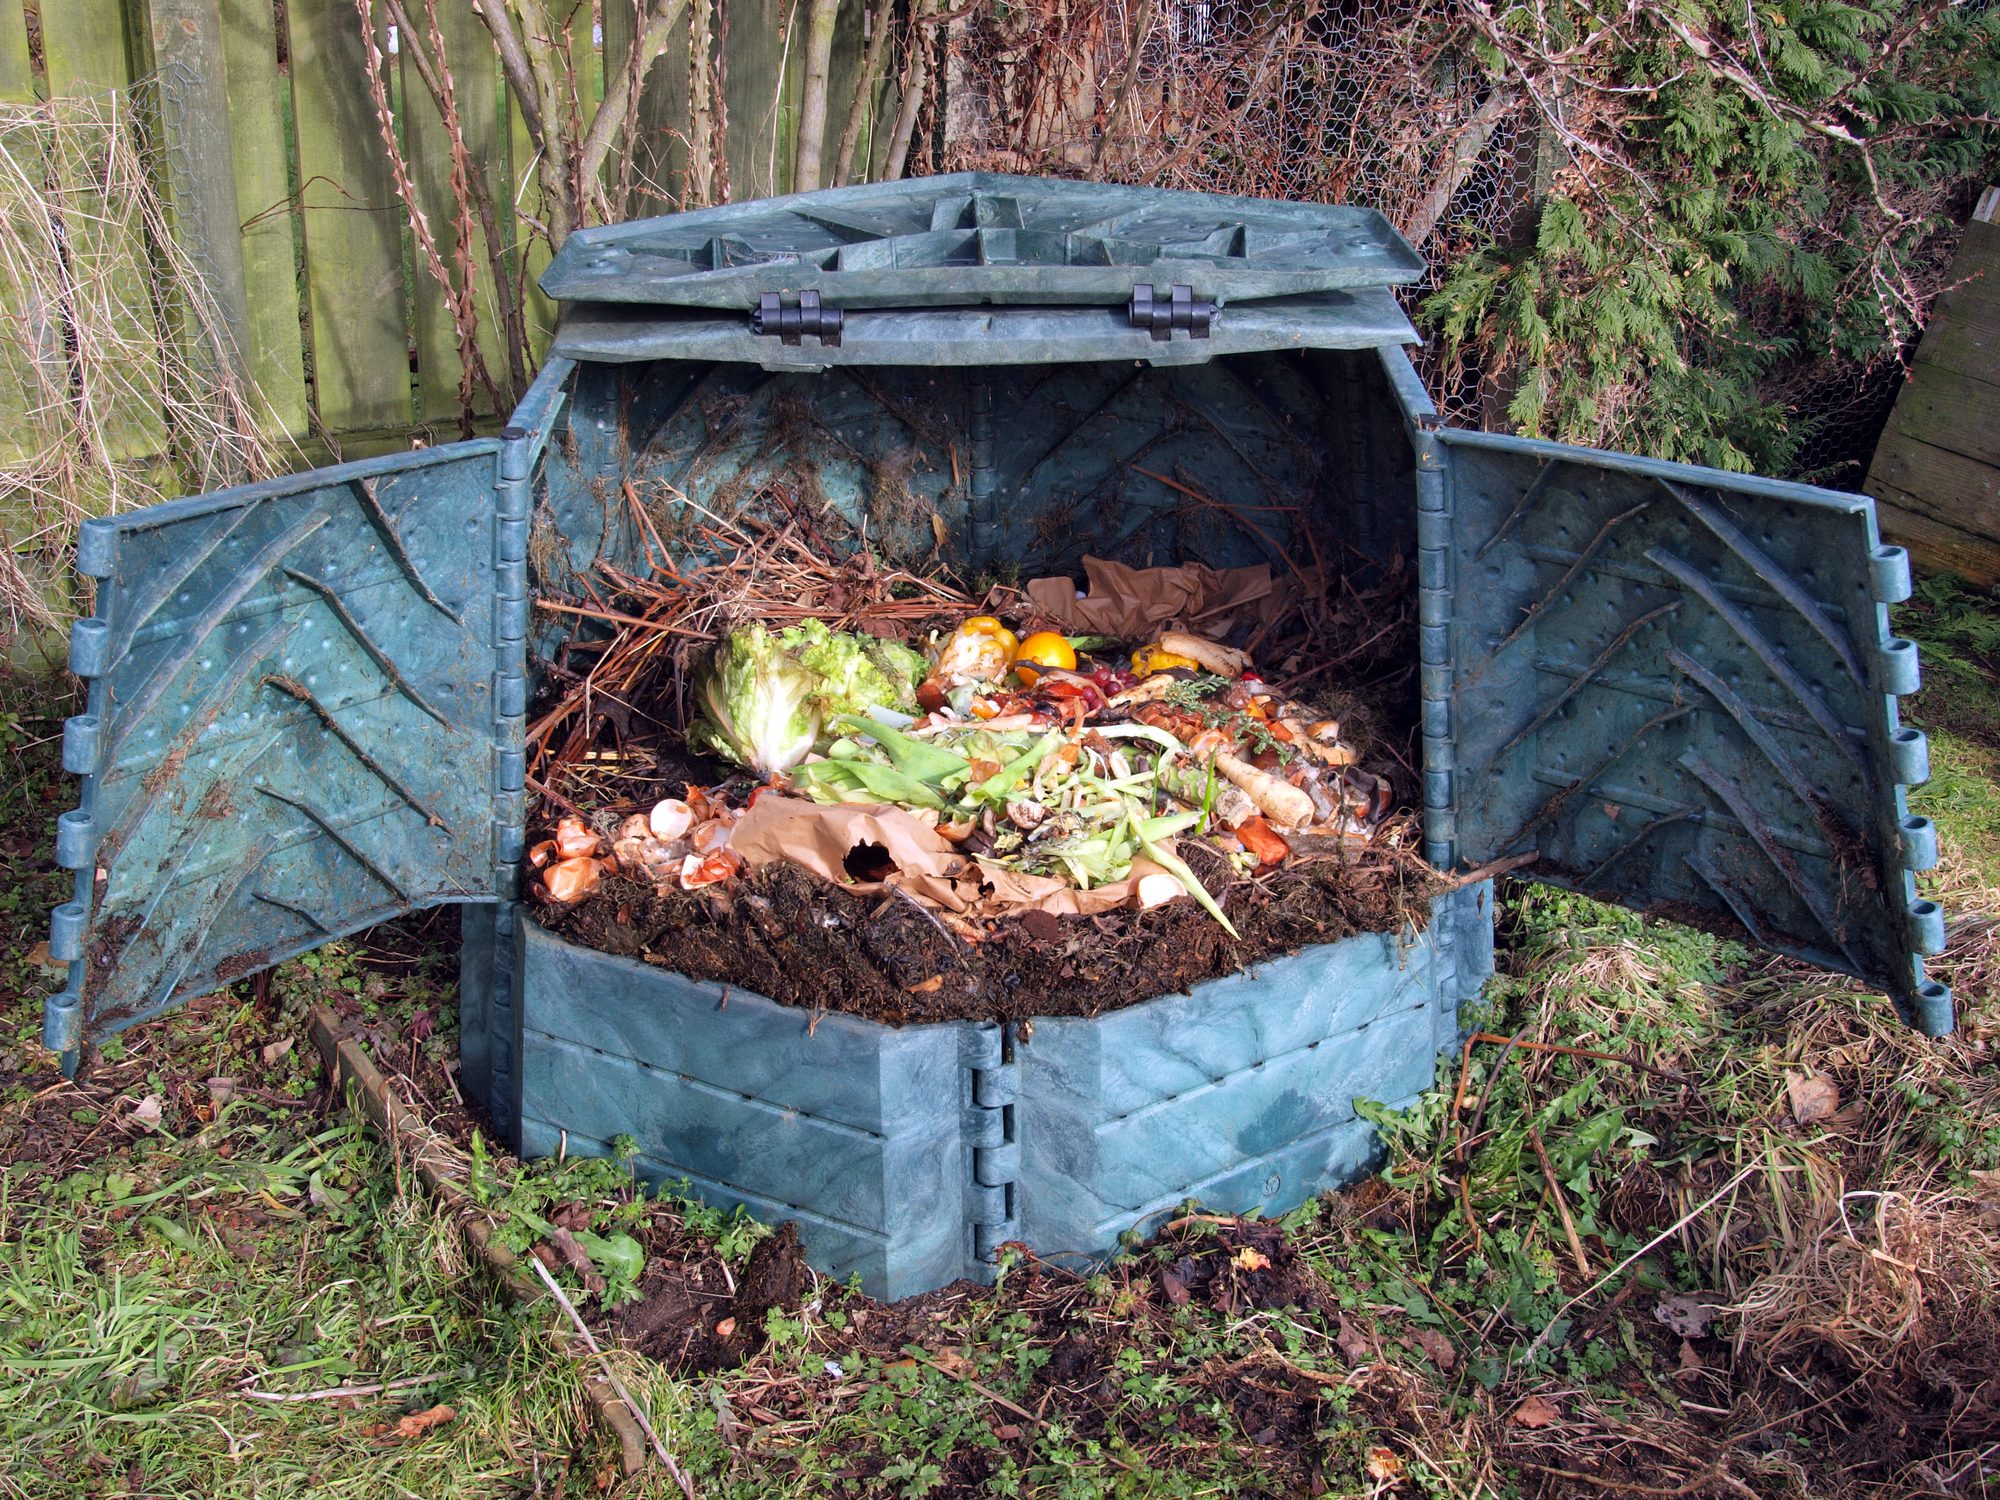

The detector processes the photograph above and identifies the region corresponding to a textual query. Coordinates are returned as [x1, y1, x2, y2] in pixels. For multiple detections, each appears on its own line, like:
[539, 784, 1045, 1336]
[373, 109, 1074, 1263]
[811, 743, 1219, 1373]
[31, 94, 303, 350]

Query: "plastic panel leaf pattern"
[44, 442, 506, 1059]
[1433, 429, 1950, 1034]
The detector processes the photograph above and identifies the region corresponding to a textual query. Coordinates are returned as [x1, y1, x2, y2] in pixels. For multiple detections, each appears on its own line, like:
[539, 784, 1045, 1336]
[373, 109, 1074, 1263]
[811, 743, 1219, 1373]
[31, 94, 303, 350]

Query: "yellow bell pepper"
[1131, 643, 1201, 675]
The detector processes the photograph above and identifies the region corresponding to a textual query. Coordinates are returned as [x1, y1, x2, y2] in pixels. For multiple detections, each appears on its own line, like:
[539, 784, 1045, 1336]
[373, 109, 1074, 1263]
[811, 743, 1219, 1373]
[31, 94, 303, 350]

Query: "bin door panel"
[45, 442, 506, 1057]
[1435, 429, 1949, 1032]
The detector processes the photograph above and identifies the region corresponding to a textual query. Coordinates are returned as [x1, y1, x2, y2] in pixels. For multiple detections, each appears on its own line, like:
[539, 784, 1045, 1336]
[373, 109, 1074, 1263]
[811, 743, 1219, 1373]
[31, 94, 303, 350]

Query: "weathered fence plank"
[219, 0, 310, 440]
[1868, 191, 2000, 586]
[0, 4, 49, 470]
[727, 0, 797, 200]
[288, 0, 413, 436]
[403, 0, 511, 424]
[0, 0, 28, 99]
[39, 0, 171, 466]
[149, 0, 254, 459]
[2, 0, 900, 467]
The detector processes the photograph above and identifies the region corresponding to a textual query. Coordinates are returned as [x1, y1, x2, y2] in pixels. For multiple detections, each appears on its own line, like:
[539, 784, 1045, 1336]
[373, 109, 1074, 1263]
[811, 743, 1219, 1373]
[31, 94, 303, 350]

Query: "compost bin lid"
[541, 173, 1424, 311]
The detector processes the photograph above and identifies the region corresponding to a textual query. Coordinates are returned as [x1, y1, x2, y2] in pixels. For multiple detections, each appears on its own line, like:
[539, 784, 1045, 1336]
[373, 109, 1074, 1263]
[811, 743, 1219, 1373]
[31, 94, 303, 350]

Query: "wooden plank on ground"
[219, 0, 309, 440]
[39, 0, 170, 465]
[402, 0, 510, 425]
[287, 0, 413, 435]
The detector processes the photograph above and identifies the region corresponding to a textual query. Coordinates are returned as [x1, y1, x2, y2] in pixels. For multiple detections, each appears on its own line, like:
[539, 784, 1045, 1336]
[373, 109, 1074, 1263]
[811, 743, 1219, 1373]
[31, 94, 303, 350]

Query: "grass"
[2, 582, 1998, 1497]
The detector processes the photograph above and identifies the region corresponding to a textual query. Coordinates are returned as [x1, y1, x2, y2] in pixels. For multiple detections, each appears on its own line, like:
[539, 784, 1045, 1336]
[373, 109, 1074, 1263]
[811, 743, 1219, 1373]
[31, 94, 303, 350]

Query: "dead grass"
[0, 93, 290, 653]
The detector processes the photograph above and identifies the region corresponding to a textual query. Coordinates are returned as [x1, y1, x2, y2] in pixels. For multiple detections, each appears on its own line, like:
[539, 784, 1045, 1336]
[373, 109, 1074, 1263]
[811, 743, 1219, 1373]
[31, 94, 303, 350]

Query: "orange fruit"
[1013, 630, 1078, 684]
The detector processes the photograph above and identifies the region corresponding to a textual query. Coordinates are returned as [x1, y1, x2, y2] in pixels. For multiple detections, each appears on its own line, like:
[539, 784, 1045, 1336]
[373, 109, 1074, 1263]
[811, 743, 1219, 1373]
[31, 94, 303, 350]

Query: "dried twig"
[528, 1253, 696, 1496]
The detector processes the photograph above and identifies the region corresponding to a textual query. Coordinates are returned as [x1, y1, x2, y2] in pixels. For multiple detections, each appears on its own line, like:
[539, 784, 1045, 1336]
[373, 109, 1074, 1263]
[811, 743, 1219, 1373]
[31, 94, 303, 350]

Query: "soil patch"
[537, 825, 1443, 1026]
[602, 1220, 813, 1374]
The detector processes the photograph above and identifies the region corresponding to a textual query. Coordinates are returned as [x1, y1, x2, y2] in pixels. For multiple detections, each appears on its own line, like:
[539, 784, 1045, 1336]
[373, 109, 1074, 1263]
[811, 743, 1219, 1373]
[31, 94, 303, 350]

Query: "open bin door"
[43, 441, 518, 1062]
[1421, 423, 1951, 1034]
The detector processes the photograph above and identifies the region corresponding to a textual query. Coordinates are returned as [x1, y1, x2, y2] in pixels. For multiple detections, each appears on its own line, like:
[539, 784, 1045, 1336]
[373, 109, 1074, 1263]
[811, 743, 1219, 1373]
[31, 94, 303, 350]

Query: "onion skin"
[544, 856, 602, 903]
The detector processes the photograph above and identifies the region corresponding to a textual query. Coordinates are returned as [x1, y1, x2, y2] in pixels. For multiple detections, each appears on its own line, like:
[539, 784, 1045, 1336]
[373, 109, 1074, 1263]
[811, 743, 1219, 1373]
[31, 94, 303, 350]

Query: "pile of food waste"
[525, 493, 1442, 1021]
[530, 611, 1404, 939]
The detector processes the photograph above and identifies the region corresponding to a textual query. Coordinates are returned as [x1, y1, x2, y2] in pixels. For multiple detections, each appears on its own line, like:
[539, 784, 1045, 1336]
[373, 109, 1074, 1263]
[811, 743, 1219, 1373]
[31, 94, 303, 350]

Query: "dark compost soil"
[535, 833, 1446, 1027]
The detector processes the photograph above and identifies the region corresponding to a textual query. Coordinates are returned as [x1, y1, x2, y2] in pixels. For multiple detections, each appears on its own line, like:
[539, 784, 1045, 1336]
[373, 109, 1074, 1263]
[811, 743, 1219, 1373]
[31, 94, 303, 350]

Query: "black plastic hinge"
[1128, 283, 1214, 341]
[751, 290, 843, 347]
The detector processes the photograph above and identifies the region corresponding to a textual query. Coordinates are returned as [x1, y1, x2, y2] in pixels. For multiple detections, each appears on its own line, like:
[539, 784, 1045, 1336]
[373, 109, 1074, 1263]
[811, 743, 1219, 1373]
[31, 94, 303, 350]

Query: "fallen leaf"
[1786, 1071, 1839, 1125]
[260, 1037, 294, 1067]
[1232, 1246, 1272, 1272]
[1336, 1314, 1372, 1364]
[27, 940, 67, 975]
[1654, 1292, 1715, 1338]
[394, 1404, 456, 1439]
[1365, 1445, 1404, 1482]
[993, 1423, 1023, 1441]
[926, 1347, 973, 1379]
[1408, 1326, 1456, 1370]
[128, 1095, 163, 1128]
[904, 974, 944, 994]
[306, 1170, 350, 1211]
[549, 1228, 606, 1293]
[1678, 1339, 1704, 1375]
[1511, 1395, 1561, 1428]
[1160, 1267, 1191, 1306]
[206, 1077, 236, 1110]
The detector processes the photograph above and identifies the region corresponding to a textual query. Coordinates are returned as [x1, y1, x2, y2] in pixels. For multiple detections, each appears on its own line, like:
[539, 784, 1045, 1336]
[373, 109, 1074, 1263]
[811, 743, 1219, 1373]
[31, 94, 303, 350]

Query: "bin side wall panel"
[519, 921, 968, 1298]
[513, 884, 1494, 1299]
[1014, 884, 1483, 1258]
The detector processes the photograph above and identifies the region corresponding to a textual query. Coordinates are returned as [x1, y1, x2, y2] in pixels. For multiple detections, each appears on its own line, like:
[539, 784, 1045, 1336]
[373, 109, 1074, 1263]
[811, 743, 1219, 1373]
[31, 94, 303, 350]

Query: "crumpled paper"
[728, 794, 1174, 919]
[1023, 556, 1293, 639]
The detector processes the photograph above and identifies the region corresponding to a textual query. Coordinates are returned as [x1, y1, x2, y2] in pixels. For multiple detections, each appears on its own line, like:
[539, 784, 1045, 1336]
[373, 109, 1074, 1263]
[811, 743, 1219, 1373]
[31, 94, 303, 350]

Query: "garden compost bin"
[44, 176, 1952, 1299]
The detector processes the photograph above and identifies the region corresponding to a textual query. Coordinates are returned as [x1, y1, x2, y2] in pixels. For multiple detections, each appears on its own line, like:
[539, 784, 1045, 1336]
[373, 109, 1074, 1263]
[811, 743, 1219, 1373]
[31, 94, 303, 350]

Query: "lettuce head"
[688, 621, 927, 777]
[688, 623, 823, 776]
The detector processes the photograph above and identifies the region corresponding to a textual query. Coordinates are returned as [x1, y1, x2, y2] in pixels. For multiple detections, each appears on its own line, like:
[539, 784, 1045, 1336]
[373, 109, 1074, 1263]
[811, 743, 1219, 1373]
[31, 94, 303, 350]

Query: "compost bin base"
[534, 832, 1443, 1027]
[484, 879, 1495, 1300]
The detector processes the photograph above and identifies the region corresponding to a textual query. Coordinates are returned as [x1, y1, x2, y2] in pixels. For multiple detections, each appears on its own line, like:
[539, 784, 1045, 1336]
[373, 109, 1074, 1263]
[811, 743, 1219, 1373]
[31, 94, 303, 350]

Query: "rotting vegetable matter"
[532, 612, 1403, 937]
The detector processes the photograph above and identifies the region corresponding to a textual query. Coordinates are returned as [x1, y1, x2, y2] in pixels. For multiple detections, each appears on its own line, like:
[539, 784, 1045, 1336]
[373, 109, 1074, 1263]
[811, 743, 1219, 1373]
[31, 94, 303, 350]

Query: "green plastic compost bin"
[45, 175, 1951, 1299]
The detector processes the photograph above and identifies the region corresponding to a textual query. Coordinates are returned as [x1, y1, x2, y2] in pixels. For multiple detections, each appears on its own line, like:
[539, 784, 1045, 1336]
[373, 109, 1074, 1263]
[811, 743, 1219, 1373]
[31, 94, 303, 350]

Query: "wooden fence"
[0, 0, 897, 469]
[1866, 186, 2000, 587]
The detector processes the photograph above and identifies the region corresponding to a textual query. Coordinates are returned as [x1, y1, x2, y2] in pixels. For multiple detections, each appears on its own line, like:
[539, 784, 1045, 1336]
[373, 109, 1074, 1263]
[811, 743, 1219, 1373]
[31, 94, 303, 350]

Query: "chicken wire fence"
[937, 0, 1906, 487]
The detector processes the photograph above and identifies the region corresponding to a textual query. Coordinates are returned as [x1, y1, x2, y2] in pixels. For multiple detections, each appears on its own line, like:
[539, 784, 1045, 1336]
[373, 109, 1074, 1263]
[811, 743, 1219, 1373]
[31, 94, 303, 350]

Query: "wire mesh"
[940, 0, 1934, 483]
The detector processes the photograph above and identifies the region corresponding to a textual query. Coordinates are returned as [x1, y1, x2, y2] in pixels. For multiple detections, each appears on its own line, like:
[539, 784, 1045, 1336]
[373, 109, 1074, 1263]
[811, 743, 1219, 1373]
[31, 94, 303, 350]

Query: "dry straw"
[0, 90, 288, 651]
